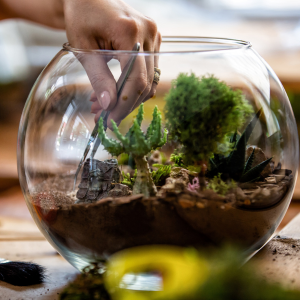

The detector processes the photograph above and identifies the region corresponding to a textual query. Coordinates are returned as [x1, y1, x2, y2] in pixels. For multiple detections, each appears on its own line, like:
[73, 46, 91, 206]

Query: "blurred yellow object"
[104, 245, 209, 300]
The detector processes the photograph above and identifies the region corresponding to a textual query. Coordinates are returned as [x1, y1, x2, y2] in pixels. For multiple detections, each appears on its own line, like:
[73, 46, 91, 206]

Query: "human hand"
[63, 0, 161, 127]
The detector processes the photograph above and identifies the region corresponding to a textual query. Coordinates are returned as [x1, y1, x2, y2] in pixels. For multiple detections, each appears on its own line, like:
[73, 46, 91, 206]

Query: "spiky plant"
[98, 104, 167, 197]
[207, 109, 272, 182]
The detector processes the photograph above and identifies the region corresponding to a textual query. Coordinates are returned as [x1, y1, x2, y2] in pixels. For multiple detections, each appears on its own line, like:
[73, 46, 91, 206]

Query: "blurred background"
[1, 0, 300, 225]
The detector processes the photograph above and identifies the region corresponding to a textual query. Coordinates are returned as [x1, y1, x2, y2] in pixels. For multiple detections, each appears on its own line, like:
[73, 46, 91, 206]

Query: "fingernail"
[98, 91, 110, 110]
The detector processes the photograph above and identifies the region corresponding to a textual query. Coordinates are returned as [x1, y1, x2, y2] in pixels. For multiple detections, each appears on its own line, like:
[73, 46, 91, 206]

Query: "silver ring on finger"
[153, 67, 161, 84]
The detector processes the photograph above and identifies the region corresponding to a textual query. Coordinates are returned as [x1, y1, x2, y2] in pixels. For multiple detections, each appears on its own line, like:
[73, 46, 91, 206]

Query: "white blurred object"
[0, 20, 66, 83]
[0, 21, 29, 83]
[202, 0, 300, 18]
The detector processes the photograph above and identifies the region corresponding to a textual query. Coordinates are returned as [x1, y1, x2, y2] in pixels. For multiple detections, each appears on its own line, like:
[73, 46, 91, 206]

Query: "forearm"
[0, 0, 65, 29]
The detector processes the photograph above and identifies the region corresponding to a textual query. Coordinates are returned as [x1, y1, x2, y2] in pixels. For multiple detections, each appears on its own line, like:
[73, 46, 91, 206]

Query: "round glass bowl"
[17, 37, 298, 270]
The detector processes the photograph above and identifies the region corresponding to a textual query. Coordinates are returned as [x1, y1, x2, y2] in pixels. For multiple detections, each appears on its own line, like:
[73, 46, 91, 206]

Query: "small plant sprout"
[98, 104, 168, 197]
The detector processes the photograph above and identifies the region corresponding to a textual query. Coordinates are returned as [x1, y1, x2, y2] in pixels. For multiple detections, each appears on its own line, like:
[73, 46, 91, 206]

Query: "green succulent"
[207, 109, 272, 183]
[98, 104, 168, 197]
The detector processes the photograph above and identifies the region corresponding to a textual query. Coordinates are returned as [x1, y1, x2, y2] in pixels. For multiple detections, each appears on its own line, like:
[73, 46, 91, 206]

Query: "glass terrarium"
[17, 37, 298, 270]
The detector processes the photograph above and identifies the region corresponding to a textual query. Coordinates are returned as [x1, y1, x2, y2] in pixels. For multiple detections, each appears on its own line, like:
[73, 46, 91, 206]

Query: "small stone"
[244, 199, 251, 205]
[107, 183, 131, 198]
[235, 187, 246, 201]
[157, 179, 186, 198]
[265, 177, 276, 184]
[273, 175, 285, 183]
[178, 199, 195, 208]
[170, 167, 190, 185]
[148, 150, 162, 168]
[246, 146, 272, 177]
[165, 177, 175, 184]
[196, 202, 205, 209]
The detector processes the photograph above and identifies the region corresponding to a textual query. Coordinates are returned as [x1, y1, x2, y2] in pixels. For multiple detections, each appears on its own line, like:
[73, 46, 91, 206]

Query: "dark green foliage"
[60, 264, 110, 300]
[117, 153, 129, 165]
[240, 157, 273, 183]
[152, 164, 172, 185]
[208, 109, 272, 182]
[164, 73, 253, 163]
[170, 153, 186, 167]
[244, 148, 255, 174]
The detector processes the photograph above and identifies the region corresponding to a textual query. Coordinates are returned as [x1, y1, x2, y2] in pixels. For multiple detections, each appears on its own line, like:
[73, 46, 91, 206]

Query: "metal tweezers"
[73, 43, 140, 190]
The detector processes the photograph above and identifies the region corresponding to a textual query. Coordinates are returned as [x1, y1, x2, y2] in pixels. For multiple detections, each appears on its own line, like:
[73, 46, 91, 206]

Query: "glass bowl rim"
[63, 36, 251, 55]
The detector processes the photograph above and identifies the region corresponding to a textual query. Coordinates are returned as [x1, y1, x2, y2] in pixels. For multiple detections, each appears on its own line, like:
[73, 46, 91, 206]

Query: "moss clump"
[206, 174, 237, 196]
[121, 170, 137, 189]
[164, 73, 253, 164]
[152, 164, 172, 185]
[170, 153, 186, 167]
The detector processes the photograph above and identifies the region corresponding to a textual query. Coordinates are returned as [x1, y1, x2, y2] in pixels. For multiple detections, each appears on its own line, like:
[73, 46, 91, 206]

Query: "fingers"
[108, 47, 150, 125]
[76, 47, 117, 113]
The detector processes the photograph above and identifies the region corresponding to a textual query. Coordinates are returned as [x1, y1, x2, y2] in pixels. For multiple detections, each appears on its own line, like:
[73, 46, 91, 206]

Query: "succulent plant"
[207, 109, 272, 183]
[98, 104, 167, 197]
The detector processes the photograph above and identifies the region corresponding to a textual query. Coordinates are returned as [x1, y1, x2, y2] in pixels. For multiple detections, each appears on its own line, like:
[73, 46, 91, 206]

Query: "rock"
[198, 189, 225, 201]
[178, 199, 195, 208]
[157, 179, 186, 198]
[246, 146, 272, 178]
[265, 175, 285, 184]
[76, 158, 121, 203]
[235, 187, 246, 201]
[273, 169, 292, 176]
[170, 167, 190, 185]
[265, 177, 277, 184]
[165, 177, 176, 185]
[107, 183, 131, 198]
[148, 150, 162, 169]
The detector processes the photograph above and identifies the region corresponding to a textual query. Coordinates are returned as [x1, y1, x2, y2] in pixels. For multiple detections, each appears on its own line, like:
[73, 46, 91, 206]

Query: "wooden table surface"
[0, 212, 300, 299]
[0, 217, 79, 300]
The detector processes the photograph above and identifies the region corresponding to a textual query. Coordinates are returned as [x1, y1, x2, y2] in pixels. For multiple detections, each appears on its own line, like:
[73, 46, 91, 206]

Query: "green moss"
[164, 73, 253, 164]
[170, 153, 186, 167]
[206, 174, 237, 196]
[121, 170, 137, 189]
[152, 164, 172, 185]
